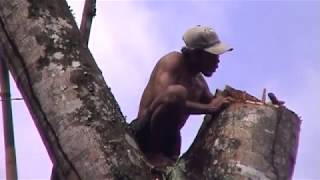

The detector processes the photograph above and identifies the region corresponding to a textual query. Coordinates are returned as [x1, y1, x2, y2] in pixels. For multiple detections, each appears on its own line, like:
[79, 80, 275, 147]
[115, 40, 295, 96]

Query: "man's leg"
[147, 85, 187, 163]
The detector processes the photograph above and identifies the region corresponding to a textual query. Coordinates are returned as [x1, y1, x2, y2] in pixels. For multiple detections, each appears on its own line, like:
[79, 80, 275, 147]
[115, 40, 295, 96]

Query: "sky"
[0, 0, 319, 179]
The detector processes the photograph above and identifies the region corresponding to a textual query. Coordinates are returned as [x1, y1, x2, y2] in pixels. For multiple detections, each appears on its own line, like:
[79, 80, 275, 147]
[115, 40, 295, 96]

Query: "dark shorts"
[129, 117, 181, 158]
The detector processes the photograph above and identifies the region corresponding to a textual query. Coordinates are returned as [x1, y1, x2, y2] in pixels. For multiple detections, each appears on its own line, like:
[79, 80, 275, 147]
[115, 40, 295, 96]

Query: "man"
[131, 25, 234, 166]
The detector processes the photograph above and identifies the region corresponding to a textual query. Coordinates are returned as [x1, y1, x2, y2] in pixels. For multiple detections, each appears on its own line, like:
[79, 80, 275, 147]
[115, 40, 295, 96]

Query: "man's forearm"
[186, 101, 218, 114]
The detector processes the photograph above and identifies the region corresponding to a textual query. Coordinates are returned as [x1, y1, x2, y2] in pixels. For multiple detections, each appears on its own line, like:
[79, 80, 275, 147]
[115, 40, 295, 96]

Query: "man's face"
[200, 51, 220, 77]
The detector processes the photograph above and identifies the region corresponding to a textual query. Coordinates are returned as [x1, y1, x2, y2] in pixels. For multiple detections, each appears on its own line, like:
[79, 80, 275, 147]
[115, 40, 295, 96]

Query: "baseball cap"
[183, 25, 233, 55]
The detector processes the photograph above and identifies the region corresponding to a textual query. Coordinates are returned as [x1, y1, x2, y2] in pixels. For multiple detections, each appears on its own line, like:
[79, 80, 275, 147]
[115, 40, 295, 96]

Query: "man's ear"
[194, 49, 204, 56]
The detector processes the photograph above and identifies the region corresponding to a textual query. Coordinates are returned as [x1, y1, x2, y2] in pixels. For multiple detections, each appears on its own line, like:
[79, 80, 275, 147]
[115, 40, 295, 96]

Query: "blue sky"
[0, 0, 319, 179]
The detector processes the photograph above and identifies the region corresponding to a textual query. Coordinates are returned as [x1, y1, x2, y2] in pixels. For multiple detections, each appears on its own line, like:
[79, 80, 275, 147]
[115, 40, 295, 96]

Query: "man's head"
[181, 47, 219, 77]
[182, 25, 232, 76]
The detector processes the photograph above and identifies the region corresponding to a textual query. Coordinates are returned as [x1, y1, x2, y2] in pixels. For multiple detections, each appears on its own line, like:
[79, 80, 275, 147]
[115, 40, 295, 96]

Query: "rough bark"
[0, 0, 153, 179]
[0, 0, 300, 179]
[169, 87, 300, 180]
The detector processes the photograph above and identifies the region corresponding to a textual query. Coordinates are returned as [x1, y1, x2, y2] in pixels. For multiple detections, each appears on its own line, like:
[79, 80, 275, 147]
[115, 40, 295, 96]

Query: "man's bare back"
[130, 25, 233, 166]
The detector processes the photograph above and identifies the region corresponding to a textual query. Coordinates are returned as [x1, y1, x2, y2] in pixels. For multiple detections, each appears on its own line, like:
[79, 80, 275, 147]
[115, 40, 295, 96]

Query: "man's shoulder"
[158, 51, 183, 70]
[161, 51, 182, 61]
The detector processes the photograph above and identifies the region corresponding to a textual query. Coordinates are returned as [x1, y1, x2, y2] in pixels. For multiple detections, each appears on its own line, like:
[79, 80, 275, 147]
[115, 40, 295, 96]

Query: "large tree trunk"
[0, 0, 300, 179]
[0, 0, 153, 179]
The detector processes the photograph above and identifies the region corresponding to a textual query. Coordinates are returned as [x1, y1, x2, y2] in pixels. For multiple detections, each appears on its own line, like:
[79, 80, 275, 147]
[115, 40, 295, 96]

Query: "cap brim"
[204, 42, 233, 55]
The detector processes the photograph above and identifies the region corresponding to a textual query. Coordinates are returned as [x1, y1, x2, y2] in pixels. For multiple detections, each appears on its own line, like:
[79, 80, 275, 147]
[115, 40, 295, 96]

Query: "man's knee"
[164, 85, 187, 105]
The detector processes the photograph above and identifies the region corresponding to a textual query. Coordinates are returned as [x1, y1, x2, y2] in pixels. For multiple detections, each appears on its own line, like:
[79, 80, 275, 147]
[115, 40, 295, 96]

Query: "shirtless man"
[131, 25, 233, 165]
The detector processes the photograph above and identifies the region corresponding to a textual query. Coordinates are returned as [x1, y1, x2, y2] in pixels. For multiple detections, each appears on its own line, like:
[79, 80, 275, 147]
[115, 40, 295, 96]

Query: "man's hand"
[207, 95, 234, 113]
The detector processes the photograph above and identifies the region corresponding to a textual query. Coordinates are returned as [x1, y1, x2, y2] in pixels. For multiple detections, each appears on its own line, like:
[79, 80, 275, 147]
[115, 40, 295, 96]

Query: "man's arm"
[186, 101, 219, 114]
[186, 94, 233, 115]
[186, 75, 232, 115]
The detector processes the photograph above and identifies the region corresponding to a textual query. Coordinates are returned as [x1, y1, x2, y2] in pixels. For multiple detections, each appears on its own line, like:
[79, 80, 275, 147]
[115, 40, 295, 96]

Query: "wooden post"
[0, 57, 18, 180]
[79, 0, 96, 45]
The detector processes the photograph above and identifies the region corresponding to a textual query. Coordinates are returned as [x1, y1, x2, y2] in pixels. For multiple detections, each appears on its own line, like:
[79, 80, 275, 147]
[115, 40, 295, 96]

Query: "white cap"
[183, 25, 233, 55]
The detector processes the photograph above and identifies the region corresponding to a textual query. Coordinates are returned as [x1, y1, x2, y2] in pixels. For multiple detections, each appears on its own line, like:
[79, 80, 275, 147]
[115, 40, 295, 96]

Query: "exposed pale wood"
[262, 88, 266, 103]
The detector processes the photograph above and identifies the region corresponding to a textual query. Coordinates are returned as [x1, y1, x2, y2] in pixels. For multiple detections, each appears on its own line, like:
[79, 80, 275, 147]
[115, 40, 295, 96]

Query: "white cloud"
[86, 1, 171, 119]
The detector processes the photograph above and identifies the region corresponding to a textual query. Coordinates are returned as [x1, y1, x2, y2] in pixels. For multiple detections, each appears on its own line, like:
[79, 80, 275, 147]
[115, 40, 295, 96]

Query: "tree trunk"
[0, 0, 153, 179]
[0, 0, 300, 179]
[169, 87, 300, 180]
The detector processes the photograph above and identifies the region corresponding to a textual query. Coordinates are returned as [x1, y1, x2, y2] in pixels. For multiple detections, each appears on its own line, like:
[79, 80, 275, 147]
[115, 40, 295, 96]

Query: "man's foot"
[146, 153, 176, 167]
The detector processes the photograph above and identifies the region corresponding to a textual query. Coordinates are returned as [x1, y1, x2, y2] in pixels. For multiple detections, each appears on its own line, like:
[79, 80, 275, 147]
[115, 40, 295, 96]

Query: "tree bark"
[0, 0, 300, 179]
